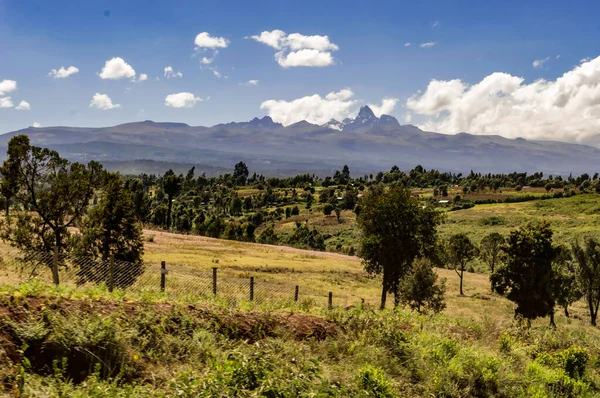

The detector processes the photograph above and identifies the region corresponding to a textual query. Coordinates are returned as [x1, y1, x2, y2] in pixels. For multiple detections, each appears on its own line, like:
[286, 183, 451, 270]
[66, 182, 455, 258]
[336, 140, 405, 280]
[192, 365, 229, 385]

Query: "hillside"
[2, 231, 600, 396]
[3, 107, 600, 175]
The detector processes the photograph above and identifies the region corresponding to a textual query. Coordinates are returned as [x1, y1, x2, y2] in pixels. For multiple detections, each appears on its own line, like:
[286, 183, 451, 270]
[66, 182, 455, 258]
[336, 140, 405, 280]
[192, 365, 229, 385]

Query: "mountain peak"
[247, 116, 279, 128]
[357, 106, 376, 120]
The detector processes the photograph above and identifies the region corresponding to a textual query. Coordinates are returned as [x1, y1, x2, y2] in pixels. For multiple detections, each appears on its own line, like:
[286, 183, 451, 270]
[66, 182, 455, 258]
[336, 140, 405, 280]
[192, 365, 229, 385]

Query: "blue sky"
[1, 0, 600, 143]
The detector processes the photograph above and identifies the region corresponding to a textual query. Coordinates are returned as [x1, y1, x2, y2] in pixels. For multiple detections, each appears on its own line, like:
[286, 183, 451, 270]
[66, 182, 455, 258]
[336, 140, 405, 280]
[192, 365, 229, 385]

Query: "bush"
[398, 257, 446, 314]
[357, 365, 396, 398]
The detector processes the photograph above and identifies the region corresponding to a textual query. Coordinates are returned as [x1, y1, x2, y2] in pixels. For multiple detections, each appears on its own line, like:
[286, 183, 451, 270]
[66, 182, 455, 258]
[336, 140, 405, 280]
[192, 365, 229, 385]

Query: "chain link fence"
[0, 246, 363, 309]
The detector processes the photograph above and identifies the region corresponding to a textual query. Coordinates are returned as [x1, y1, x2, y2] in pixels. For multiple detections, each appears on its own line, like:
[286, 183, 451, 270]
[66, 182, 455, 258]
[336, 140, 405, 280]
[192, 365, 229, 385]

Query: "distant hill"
[2, 108, 600, 176]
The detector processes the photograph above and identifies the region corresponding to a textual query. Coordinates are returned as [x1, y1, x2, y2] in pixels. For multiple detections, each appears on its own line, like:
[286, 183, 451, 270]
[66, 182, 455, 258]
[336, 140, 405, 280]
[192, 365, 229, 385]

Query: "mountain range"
[1, 106, 600, 176]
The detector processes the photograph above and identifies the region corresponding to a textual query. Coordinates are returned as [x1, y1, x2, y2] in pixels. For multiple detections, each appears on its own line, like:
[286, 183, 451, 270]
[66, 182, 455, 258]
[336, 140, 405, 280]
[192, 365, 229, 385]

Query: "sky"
[1, 0, 600, 143]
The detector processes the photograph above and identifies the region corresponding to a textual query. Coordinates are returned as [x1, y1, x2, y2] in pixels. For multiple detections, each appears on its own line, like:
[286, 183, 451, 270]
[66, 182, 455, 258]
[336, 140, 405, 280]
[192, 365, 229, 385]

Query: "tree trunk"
[588, 297, 596, 326]
[393, 284, 400, 307]
[167, 195, 173, 229]
[380, 285, 387, 310]
[4, 197, 9, 217]
[549, 311, 556, 328]
[564, 305, 569, 318]
[459, 269, 464, 295]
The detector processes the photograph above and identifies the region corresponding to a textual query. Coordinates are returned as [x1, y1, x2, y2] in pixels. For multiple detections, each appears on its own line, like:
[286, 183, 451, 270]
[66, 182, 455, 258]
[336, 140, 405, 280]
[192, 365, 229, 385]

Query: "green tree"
[0, 135, 28, 216]
[75, 173, 144, 288]
[398, 257, 446, 314]
[553, 245, 582, 318]
[447, 233, 477, 295]
[491, 222, 557, 327]
[572, 237, 600, 326]
[323, 203, 334, 216]
[231, 196, 243, 216]
[0, 135, 103, 257]
[357, 186, 444, 309]
[291, 206, 300, 216]
[480, 232, 505, 290]
[334, 206, 341, 223]
[257, 225, 279, 245]
[162, 170, 182, 229]
[233, 161, 249, 186]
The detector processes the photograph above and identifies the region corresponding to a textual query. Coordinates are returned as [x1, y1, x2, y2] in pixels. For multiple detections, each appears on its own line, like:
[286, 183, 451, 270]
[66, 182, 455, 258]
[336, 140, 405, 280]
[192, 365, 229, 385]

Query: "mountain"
[2, 106, 600, 176]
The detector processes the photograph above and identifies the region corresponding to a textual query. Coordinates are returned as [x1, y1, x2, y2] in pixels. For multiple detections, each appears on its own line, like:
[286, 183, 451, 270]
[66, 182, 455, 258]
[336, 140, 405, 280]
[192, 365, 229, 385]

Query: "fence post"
[52, 246, 59, 285]
[249, 276, 254, 301]
[108, 254, 115, 293]
[328, 292, 333, 310]
[294, 285, 299, 302]
[212, 267, 218, 296]
[160, 261, 167, 292]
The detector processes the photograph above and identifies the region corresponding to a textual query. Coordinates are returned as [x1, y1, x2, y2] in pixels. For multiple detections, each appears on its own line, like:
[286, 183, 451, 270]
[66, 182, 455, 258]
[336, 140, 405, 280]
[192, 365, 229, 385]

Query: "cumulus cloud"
[251, 30, 339, 67]
[137, 74, 148, 82]
[164, 66, 183, 79]
[194, 32, 229, 49]
[533, 57, 550, 69]
[0, 80, 17, 95]
[405, 56, 600, 143]
[420, 42, 437, 48]
[404, 43, 412, 47]
[165, 92, 201, 108]
[368, 98, 399, 117]
[261, 88, 360, 125]
[33, 122, 41, 128]
[201, 55, 215, 64]
[0, 97, 13, 108]
[89, 93, 121, 110]
[15, 100, 30, 111]
[242, 80, 259, 86]
[99, 57, 136, 80]
[49, 66, 79, 79]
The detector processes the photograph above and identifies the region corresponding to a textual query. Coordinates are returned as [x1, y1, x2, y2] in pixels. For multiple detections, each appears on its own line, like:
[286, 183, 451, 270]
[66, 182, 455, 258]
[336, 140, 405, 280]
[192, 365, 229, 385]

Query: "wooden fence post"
[249, 276, 254, 301]
[328, 292, 333, 310]
[212, 267, 218, 296]
[108, 254, 115, 293]
[52, 246, 59, 285]
[294, 285, 299, 302]
[160, 261, 167, 292]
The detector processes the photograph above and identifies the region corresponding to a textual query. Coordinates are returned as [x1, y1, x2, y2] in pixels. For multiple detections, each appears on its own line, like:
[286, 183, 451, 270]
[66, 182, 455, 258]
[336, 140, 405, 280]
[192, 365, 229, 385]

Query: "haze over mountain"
[2, 105, 600, 176]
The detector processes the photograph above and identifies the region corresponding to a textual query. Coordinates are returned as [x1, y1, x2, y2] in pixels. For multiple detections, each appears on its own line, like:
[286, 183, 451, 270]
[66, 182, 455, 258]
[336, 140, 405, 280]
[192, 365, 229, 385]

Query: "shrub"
[398, 257, 446, 314]
[357, 365, 396, 398]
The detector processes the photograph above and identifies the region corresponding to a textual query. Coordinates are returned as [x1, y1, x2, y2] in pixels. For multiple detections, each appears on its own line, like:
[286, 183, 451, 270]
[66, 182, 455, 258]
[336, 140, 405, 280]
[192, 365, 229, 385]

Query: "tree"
[553, 245, 582, 318]
[257, 225, 278, 245]
[1, 135, 103, 257]
[447, 233, 477, 295]
[233, 161, 249, 186]
[480, 232, 505, 290]
[323, 203, 334, 216]
[491, 222, 557, 327]
[162, 170, 181, 229]
[572, 237, 600, 326]
[357, 186, 444, 309]
[230, 196, 243, 216]
[398, 257, 446, 314]
[75, 173, 144, 288]
[291, 206, 300, 216]
[0, 135, 28, 216]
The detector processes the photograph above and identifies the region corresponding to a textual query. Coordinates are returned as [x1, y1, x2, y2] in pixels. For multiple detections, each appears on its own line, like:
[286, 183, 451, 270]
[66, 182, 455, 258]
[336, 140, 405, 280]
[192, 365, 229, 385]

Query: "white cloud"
[404, 42, 411, 47]
[0, 97, 13, 108]
[194, 32, 229, 49]
[89, 93, 121, 110]
[32, 122, 41, 128]
[242, 80, 259, 86]
[368, 98, 399, 117]
[405, 55, 600, 143]
[556, 55, 561, 59]
[0, 80, 17, 96]
[261, 88, 359, 125]
[49, 66, 79, 79]
[165, 92, 201, 108]
[15, 100, 30, 111]
[533, 57, 550, 69]
[99, 57, 136, 80]
[164, 66, 183, 79]
[251, 30, 338, 67]
[420, 42, 437, 48]
[432, 20, 440, 28]
[201, 56, 214, 64]
[137, 74, 148, 82]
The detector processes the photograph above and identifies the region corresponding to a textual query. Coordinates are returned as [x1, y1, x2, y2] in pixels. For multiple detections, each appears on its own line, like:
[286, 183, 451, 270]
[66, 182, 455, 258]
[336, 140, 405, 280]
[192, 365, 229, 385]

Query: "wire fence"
[0, 246, 367, 309]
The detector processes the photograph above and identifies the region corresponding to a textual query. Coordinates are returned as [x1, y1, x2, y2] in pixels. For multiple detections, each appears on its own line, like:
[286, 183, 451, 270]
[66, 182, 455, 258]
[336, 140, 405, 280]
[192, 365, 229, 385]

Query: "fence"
[0, 246, 364, 309]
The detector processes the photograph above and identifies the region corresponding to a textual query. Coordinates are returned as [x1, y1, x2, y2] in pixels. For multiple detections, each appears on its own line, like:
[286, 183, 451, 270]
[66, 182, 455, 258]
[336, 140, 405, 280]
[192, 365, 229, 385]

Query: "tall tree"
[480, 232, 505, 290]
[161, 170, 182, 229]
[75, 173, 144, 287]
[572, 237, 600, 326]
[491, 222, 557, 327]
[0, 135, 28, 216]
[398, 257, 446, 314]
[447, 233, 478, 295]
[357, 186, 444, 309]
[233, 161, 249, 186]
[552, 245, 582, 318]
[1, 135, 102, 255]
